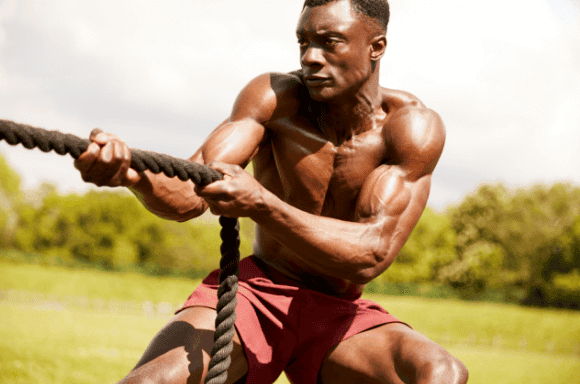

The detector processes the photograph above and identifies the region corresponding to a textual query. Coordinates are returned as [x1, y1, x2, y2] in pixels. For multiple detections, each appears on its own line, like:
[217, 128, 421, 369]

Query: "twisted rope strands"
[205, 216, 241, 384]
[0, 119, 223, 185]
[0, 119, 240, 384]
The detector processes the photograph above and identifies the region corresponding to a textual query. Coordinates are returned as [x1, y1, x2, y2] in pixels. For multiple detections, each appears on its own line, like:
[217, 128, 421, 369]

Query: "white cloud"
[0, 0, 17, 47]
[0, 0, 579, 209]
[380, 0, 580, 207]
[529, 95, 580, 181]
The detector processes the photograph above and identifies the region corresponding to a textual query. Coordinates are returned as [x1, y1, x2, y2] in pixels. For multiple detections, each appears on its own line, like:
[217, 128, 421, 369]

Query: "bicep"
[355, 164, 432, 268]
[356, 106, 444, 266]
[189, 117, 267, 167]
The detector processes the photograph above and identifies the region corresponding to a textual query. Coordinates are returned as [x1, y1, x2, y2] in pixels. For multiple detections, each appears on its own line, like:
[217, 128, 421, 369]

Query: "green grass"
[450, 345, 580, 384]
[3, 261, 577, 355]
[2, 304, 579, 384]
[0, 304, 166, 384]
[0, 259, 200, 304]
[365, 293, 580, 355]
[1, 260, 579, 383]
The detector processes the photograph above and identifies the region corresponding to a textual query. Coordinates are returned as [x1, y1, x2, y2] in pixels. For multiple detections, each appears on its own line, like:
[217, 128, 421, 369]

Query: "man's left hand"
[194, 162, 268, 218]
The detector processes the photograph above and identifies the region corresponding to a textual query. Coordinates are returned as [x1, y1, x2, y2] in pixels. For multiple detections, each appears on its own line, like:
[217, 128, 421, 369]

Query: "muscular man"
[75, 0, 468, 383]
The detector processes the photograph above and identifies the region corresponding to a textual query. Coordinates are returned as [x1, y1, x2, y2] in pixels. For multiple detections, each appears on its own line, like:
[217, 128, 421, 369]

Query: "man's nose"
[301, 45, 325, 68]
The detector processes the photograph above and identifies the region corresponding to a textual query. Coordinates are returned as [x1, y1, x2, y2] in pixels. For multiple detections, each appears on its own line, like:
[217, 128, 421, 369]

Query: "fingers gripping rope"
[0, 119, 240, 384]
[0, 120, 223, 185]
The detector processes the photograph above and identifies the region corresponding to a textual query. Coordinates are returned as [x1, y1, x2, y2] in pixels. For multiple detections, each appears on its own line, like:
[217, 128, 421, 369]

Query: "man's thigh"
[118, 306, 248, 384]
[319, 322, 467, 384]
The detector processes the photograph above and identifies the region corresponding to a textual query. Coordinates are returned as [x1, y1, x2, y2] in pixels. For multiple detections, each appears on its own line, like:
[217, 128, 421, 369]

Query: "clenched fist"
[74, 128, 141, 187]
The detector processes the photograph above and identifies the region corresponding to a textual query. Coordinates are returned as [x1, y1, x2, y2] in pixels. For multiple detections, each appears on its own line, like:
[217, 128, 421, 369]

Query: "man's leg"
[117, 306, 248, 384]
[319, 323, 468, 384]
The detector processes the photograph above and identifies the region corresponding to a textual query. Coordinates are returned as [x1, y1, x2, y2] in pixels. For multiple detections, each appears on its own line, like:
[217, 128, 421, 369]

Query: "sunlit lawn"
[1, 261, 579, 383]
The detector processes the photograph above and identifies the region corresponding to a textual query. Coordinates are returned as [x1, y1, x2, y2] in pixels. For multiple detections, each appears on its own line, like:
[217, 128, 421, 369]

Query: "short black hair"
[302, 0, 390, 33]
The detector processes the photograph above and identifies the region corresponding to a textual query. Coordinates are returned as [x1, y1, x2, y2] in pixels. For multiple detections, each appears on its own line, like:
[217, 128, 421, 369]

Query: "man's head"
[297, 0, 389, 101]
[302, 0, 390, 34]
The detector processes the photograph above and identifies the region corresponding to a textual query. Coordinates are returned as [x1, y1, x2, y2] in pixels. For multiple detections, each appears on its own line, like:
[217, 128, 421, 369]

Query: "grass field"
[0, 259, 201, 304]
[1, 260, 580, 383]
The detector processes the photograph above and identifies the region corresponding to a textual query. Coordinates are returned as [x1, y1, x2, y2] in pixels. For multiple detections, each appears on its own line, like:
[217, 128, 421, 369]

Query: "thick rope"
[205, 216, 241, 384]
[0, 120, 224, 185]
[0, 119, 240, 384]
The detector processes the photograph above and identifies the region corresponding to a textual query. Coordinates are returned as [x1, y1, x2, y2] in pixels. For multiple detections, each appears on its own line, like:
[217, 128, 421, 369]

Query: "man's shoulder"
[381, 87, 426, 111]
[380, 87, 445, 178]
[267, 70, 310, 102]
[242, 70, 307, 98]
[233, 70, 308, 124]
[273, 69, 307, 86]
[381, 87, 443, 134]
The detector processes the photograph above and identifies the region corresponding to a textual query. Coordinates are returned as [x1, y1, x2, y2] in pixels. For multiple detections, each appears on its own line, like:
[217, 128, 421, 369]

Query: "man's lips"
[304, 76, 332, 87]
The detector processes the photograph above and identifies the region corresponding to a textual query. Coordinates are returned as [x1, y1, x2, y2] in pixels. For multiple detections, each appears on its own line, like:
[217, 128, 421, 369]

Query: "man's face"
[296, 0, 377, 101]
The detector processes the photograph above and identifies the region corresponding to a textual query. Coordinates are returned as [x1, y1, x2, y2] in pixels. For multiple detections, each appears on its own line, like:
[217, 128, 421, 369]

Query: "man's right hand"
[74, 128, 141, 187]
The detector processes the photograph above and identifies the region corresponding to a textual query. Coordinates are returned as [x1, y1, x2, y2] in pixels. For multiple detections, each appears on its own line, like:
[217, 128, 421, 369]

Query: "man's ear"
[370, 35, 387, 62]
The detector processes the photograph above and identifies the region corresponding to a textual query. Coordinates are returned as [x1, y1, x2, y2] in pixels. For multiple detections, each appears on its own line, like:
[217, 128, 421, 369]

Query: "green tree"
[524, 213, 580, 308]
[0, 152, 23, 247]
[12, 186, 253, 276]
[449, 182, 580, 305]
[0, 152, 22, 201]
[448, 183, 509, 254]
[438, 241, 506, 299]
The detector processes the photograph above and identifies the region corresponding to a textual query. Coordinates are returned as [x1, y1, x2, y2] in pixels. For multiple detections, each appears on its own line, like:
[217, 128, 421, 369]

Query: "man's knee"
[423, 350, 468, 384]
[450, 356, 469, 384]
[118, 374, 158, 384]
[117, 356, 205, 384]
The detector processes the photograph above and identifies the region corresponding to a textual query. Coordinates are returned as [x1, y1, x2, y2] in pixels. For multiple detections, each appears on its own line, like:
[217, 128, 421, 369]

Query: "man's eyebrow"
[321, 30, 346, 38]
[296, 30, 346, 38]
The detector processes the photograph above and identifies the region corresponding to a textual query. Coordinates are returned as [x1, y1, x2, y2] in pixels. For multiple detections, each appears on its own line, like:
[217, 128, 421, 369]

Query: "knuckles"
[76, 134, 131, 187]
[207, 161, 244, 175]
[90, 128, 103, 138]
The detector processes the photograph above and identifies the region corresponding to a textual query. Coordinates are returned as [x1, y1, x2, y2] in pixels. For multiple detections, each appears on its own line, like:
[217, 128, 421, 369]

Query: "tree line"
[379, 182, 580, 309]
[1, 152, 579, 309]
[0, 153, 255, 279]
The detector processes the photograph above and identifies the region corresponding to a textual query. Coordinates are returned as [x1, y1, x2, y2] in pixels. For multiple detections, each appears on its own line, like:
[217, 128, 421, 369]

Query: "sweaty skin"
[207, 71, 444, 297]
[75, 2, 466, 383]
[75, 3, 444, 297]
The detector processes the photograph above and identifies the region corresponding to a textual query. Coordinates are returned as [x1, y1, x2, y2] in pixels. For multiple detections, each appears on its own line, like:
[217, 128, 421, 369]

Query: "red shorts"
[177, 256, 407, 384]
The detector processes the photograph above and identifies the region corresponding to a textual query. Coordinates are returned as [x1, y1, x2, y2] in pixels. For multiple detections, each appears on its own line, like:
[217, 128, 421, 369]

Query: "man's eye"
[325, 39, 339, 47]
[297, 39, 307, 47]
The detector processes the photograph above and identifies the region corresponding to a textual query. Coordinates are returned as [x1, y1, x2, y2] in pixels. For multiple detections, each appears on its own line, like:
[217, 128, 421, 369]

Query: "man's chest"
[260, 116, 387, 217]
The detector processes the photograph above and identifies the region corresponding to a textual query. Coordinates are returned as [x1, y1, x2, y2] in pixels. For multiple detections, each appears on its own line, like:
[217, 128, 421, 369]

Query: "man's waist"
[252, 254, 364, 299]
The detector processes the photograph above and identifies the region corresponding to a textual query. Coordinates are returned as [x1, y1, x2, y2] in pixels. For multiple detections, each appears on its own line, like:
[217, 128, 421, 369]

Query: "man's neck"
[318, 76, 385, 144]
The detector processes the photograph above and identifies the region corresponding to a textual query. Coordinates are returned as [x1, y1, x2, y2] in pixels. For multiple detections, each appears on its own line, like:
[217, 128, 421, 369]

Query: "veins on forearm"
[129, 171, 206, 222]
[251, 191, 389, 283]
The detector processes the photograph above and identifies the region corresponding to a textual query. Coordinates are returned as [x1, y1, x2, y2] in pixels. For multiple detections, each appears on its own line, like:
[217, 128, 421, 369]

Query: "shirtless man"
[75, 0, 468, 383]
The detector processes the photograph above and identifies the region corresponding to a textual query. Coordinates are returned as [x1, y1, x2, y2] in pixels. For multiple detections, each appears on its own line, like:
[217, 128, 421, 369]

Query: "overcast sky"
[1, 0, 579, 211]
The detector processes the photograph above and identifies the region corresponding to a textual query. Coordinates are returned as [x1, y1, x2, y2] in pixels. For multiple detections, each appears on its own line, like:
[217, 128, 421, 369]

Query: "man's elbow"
[351, 267, 386, 285]
[150, 203, 207, 222]
[351, 250, 394, 284]
[174, 205, 207, 222]
[351, 270, 378, 285]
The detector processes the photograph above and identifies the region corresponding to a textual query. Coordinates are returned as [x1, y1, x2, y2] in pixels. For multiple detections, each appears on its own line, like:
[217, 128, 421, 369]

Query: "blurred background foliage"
[1, 152, 579, 309]
[0, 152, 255, 280]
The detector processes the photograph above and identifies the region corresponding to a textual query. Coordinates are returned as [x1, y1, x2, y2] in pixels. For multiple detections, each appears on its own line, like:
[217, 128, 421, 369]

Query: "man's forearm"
[250, 190, 391, 284]
[129, 170, 208, 222]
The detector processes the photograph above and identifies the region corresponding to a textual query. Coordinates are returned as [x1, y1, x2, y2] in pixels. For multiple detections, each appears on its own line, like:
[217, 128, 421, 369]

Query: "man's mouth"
[304, 76, 331, 87]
